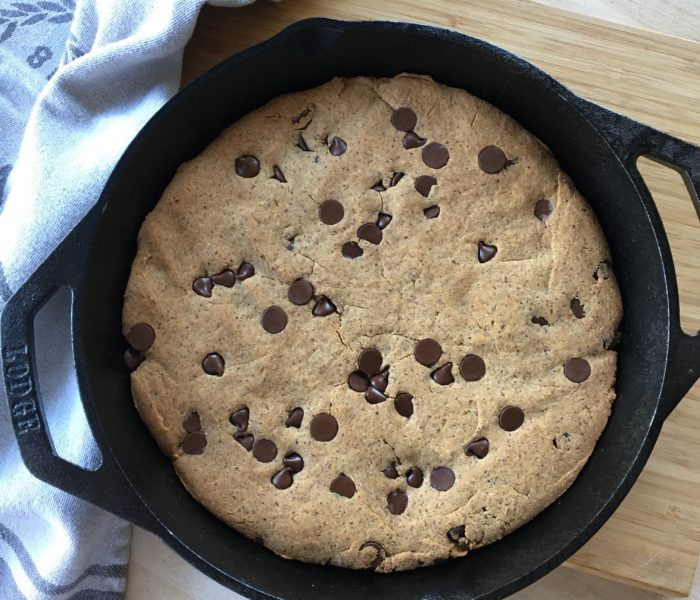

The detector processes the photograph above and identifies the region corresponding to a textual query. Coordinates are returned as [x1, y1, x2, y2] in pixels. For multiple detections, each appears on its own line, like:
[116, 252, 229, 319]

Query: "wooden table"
[126, 0, 700, 597]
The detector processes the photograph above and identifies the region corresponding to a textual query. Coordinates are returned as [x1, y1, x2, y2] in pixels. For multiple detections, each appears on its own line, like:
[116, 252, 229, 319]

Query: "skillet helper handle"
[1, 212, 163, 534]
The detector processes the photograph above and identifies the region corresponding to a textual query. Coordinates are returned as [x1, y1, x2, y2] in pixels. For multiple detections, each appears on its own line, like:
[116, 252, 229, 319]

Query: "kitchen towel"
[0, 0, 256, 597]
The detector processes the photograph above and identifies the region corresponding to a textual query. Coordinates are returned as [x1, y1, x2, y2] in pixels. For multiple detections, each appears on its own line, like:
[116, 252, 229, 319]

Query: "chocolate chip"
[365, 386, 387, 404]
[283, 452, 304, 473]
[370, 369, 389, 392]
[271, 467, 293, 489]
[391, 107, 417, 131]
[358, 223, 382, 245]
[235, 155, 260, 178]
[359, 541, 387, 569]
[394, 393, 414, 418]
[192, 276, 213, 297]
[310, 413, 338, 441]
[447, 525, 466, 544]
[202, 352, 225, 376]
[234, 432, 254, 451]
[414, 175, 437, 197]
[390, 172, 405, 186]
[342, 241, 363, 259]
[430, 467, 455, 491]
[570, 298, 586, 318]
[126, 323, 155, 352]
[371, 180, 386, 192]
[286, 407, 304, 428]
[376, 213, 392, 229]
[182, 431, 207, 455]
[459, 354, 486, 382]
[183, 412, 201, 433]
[478, 145, 508, 174]
[261, 306, 287, 334]
[288, 279, 314, 305]
[478, 241, 497, 263]
[383, 463, 399, 479]
[319, 199, 344, 225]
[403, 131, 426, 149]
[297, 134, 311, 151]
[329, 136, 347, 156]
[604, 331, 621, 350]
[312, 295, 336, 317]
[422, 142, 449, 169]
[531, 316, 549, 326]
[253, 439, 278, 463]
[414, 339, 442, 367]
[424, 205, 440, 219]
[330, 473, 356, 498]
[229, 407, 249, 431]
[211, 269, 236, 287]
[465, 438, 489, 458]
[499, 406, 524, 431]
[358, 348, 382, 375]
[534, 199, 553, 221]
[431, 363, 454, 385]
[564, 358, 591, 383]
[124, 348, 144, 371]
[271, 165, 287, 183]
[236, 261, 255, 280]
[406, 467, 423, 488]
[387, 490, 408, 515]
[348, 371, 370, 392]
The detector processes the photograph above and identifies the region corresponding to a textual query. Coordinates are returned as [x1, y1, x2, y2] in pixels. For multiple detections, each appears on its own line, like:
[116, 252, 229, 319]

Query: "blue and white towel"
[0, 1, 255, 597]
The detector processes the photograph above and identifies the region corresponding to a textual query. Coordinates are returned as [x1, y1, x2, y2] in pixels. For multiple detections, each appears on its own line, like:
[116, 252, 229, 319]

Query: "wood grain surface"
[126, 0, 700, 597]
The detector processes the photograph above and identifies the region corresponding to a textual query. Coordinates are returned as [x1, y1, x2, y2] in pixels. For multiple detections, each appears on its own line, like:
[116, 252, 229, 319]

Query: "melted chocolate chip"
[478, 241, 497, 263]
[390, 172, 405, 187]
[383, 463, 399, 479]
[465, 438, 489, 458]
[403, 131, 426, 149]
[182, 431, 207, 455]
[288, 279, 314, 305]
[414, 175, 437, 197]
[406, 467, 424, 488]
[359, 541, 387, 569]
[272, 165, 287, 183]
[236, 261, 255, 280]
[430, 467, 455, 491]
[229, 407, 249, 431]
[297, 134, 311, 151]
[570, 297, 586, 318]
[371, 180, 386, 192]
[126, 323, 155, 352]
[564, 358, 591, 383]
[358, 348, 383, 375]
[391, 107, 417, 131]
[414, 338, 442, 367]
[531, 316, 549, 326]
[394, 393, 414, 418]
[424, 205, 440, 219]
[312, 295, 336, 317]
[459, 354, 486, 382]
[534, 199, 553, 221]
[235, 155, 260, 178]
[422, 142, 449, 169]
[202, 352, 225, 376]
[499, 406, 524, 431]
[271, 467, 293, 489]
[183, 412, 201, 433]
[234, 432, 254, 451]
[365, 386, 387, 404]
[261, 306, 288, 334]
[282, 453, 304, 474]
[253, 439, 278, 463]
[124, 348, 145, 372]
[370, 369, 389, 392]
[211, 269, 236, 287]
[319, 199, 344, 225]
[376, 213, 392, 230]
[310, 413, 338, 441]
[192, 276, 213, 298]
[348, 371, 370, 392]
[286, 407, 304, 428]
[358, 223, 383, 245]
[342, 241, 363, 259]
[431, 362, 454, 385]
[330, 473, 356, 498]
[387, 490, 408, 515]
[478, 145, 508, 174]
[329, 137, 347, 156]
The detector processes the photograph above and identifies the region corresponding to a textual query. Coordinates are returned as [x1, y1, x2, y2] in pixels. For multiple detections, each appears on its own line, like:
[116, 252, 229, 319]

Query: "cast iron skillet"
[3, 18, 700, 600]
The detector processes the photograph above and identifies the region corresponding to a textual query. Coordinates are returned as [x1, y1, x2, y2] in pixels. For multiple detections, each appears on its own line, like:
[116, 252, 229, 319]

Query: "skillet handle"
[577, 101, 700, 417]
[1, 211, 163, 535]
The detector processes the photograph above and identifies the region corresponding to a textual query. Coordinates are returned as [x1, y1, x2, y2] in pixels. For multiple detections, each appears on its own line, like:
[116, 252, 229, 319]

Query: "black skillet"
[2, 18, 700, 600]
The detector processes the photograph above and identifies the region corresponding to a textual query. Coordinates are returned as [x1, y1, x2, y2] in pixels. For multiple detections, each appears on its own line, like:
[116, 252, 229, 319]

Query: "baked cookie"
[122, 74, 622, 572]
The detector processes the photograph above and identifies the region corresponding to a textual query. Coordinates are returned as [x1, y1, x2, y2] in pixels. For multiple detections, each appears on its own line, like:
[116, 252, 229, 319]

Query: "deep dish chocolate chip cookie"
[122, 74, 622, 572]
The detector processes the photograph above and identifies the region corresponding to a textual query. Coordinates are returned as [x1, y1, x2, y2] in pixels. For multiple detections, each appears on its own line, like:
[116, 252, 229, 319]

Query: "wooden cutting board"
[181, 0, 700, 595]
